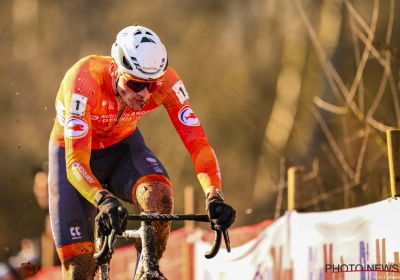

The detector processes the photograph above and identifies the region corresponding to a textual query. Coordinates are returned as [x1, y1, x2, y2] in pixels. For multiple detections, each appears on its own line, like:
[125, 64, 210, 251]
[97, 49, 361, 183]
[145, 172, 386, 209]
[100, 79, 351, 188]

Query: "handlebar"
[128, 213, 231, 258]
[94, 213, 231, 260]
[126, 213, 210, 222]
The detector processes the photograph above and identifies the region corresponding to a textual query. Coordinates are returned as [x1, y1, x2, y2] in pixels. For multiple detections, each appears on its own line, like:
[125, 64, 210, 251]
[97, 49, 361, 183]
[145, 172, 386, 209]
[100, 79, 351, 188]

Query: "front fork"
[96, 230, 117, 280]
[134, 220, 166, 280]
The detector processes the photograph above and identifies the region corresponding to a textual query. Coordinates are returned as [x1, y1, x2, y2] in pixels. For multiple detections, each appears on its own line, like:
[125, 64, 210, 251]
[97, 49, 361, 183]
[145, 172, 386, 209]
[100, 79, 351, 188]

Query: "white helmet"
[111, 26, 168, 80]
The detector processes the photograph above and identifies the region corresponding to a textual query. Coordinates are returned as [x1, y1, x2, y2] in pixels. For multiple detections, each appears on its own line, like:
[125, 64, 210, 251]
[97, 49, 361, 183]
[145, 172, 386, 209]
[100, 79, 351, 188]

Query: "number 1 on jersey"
[70, 93, 88, 117]
[172, 80, 189, 104]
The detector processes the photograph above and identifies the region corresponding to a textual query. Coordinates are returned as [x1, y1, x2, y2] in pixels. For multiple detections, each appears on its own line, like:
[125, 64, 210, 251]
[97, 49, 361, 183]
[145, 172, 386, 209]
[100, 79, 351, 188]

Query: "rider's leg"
[109, 129, 174, 259]
[61, 253, 96, 280]
[134, 178, 174, 259]
[49, 142, 101, 280]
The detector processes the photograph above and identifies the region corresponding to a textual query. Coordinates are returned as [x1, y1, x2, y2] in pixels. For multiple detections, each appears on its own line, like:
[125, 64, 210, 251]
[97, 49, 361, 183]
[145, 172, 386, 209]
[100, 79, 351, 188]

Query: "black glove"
[205, 192, 236, 231]
[95, 195, 128, 236]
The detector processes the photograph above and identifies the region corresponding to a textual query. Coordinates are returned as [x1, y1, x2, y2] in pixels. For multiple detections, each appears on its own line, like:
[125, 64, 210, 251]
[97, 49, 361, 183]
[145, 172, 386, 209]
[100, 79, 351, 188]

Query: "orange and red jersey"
[50, 55, 221, 204]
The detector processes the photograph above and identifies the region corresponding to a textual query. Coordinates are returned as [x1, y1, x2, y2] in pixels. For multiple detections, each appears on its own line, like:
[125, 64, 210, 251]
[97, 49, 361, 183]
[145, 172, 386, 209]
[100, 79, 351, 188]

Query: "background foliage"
[0, 0, 399, 262]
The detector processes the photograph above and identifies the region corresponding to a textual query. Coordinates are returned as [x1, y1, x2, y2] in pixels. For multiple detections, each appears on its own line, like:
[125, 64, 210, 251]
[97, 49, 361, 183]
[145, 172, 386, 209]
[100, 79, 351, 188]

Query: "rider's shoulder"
[70, 55, 113, 70]
[64, 55, 112, 81]
[161, 66, 183, 88]
[61, 55, 111, 95]
[164, 66, 180, 79]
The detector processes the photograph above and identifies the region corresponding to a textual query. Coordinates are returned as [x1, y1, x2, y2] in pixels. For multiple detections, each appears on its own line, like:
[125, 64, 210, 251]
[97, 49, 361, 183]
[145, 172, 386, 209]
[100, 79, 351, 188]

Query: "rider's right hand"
[95, 195, 128, 236]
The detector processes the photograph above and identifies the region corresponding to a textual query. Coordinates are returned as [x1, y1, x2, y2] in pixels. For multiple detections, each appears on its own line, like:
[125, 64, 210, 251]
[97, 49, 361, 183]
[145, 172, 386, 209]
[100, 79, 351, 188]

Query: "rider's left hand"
[205, 189, 236, 231]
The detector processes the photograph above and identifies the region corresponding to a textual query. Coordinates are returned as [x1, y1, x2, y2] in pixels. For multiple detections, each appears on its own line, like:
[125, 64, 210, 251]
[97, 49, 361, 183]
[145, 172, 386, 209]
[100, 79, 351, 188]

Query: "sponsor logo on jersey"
[101, 100, 107, 111]
[178, 105, 200, 126]
[91, 114, 117, 121]
[65, 116, 88, 139]
[154, 167, 163, 173]
[91, 111, 148, 122]
[146, 157, 157, 163]
[70, 226, 82, 240]
[126, 110, 149, 117]
[71, 161, 95, 183]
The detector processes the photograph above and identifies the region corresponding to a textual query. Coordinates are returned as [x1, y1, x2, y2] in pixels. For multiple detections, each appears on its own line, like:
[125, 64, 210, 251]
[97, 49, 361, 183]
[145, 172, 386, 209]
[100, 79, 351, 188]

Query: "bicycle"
[94, 212, 231, 280]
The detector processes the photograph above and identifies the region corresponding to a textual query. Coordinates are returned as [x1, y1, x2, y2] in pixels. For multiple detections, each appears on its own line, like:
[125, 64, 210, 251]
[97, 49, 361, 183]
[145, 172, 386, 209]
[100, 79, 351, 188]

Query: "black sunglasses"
[126, 80, 161, 93]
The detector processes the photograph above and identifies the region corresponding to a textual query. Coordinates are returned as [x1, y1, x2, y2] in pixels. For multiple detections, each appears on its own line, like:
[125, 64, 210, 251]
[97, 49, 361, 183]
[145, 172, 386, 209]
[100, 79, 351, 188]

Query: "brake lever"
[222, 230, 231, 252]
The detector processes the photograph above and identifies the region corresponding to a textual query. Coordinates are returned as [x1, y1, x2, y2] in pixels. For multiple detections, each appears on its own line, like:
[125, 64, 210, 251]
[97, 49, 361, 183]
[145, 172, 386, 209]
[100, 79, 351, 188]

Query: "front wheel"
[139, 271, 167, 280]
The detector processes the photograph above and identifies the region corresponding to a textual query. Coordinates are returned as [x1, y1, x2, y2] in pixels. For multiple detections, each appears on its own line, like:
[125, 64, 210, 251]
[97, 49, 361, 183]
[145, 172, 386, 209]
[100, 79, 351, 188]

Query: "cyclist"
[48, 25, 236, 279]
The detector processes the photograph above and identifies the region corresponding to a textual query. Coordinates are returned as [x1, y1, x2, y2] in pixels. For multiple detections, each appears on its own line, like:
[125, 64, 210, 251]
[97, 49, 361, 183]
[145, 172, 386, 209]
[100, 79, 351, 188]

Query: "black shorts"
[48, 128, 169, 249]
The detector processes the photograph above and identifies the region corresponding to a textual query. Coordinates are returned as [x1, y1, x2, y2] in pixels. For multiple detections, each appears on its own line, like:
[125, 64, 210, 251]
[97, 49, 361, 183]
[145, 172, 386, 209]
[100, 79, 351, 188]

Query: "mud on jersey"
[50, 55, 221, 204]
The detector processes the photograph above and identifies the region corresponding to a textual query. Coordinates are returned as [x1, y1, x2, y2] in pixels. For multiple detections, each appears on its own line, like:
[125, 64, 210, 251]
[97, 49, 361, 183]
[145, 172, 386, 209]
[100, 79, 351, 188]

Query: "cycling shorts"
[48, 128, 169, 252]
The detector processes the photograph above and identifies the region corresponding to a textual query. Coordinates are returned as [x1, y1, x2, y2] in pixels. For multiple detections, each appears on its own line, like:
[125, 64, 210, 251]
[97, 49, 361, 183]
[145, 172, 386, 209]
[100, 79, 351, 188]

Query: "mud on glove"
[205, 188, 236, 231]
[95, 191, 128, 236]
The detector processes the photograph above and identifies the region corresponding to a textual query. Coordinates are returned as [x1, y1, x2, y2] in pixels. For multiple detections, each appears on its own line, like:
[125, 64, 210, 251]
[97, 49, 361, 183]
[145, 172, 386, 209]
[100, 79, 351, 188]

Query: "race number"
[172, 80, 189, 104]
[70, 93, 88, 116]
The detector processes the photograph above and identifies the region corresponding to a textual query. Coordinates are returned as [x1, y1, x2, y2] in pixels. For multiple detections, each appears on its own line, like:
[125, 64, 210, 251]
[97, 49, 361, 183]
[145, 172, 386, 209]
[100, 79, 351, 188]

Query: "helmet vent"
[159, 58, 166, 69]
[131, 57, 141, 70]
[118, 47, 133, 70]
[140, 37, 155, 43]
[163, 58, 168, 71]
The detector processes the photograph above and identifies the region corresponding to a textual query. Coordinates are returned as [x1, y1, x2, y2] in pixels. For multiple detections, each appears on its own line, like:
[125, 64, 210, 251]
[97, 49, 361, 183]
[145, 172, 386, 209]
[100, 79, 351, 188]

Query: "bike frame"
[94, 212, 230, 280]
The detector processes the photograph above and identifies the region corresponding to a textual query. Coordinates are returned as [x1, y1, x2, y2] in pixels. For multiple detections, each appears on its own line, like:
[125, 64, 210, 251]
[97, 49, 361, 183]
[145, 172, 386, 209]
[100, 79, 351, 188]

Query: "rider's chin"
[129, 101, 145, 110]
[137, 99, 148, 109]
[139, 101, 147, 109]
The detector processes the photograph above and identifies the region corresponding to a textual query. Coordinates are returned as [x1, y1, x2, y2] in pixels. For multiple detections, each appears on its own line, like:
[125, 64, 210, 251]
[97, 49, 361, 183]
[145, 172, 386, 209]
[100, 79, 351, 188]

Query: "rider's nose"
[136, 87, 149, 98]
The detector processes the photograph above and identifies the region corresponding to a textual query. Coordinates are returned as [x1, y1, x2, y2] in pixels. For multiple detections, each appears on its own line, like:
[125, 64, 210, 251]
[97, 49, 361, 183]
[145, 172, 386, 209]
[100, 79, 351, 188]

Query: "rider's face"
[117, 74, 152, 110]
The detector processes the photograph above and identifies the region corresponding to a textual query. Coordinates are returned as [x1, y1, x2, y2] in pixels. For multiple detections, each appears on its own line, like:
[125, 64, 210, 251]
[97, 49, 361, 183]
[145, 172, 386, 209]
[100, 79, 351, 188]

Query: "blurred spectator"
[0, 162, 60, 279]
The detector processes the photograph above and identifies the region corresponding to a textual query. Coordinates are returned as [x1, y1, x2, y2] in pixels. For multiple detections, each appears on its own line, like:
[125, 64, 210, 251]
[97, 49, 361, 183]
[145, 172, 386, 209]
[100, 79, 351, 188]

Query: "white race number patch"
[64, 116, 89, 139]
[70, 93, 88, 116]
[178, 105, 200, 126]
[172, 80, 189, 104]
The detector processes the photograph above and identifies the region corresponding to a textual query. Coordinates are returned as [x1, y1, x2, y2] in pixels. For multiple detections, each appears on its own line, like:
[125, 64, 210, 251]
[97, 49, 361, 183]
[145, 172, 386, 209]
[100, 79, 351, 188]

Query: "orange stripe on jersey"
[186, 138, 222, 192]
[132, 174, 172, 204]
[56, 241, 94, 260]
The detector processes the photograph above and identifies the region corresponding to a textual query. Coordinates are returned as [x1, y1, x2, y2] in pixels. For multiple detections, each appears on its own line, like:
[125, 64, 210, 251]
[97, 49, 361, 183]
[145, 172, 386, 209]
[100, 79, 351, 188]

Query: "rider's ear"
[109, 61, 119, 79]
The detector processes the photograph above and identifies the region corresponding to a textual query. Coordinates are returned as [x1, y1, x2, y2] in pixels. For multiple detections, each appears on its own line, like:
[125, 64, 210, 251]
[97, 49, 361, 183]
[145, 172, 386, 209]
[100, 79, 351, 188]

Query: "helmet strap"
[115, 73, 122, 97]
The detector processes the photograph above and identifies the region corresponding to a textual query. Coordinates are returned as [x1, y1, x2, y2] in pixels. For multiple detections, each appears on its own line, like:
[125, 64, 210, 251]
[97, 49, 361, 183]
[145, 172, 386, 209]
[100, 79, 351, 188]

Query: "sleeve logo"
[64, 116, 89, 139]
[172, 80, 189, 104]
[178, 105, 200, 126]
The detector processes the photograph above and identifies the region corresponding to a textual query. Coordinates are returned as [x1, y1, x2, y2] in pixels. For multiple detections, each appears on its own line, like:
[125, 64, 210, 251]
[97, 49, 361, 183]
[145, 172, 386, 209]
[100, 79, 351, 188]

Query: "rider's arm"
[157, 67, 221, 195]
[59, 66, 105, 205]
